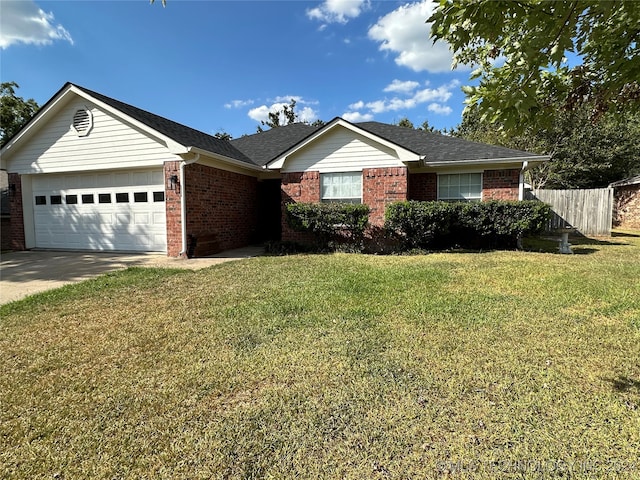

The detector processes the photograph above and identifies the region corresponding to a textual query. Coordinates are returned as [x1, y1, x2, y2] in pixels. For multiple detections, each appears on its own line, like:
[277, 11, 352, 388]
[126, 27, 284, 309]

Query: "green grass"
[1, 233, 640, 479]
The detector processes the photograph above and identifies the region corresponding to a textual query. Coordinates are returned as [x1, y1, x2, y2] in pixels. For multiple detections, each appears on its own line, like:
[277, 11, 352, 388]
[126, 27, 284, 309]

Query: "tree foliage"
[1, 82, 39, 147]
[429, 1, 640, 134]
[453, 104, 640, 189]
[256, 99, 298, 133]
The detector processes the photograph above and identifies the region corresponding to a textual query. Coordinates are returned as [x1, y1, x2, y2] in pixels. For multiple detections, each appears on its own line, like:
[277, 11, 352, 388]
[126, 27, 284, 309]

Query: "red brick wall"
[280, 168, 408, 242]
[164, 161, 182, 256]
[165, 162, 258, 257]
[408, 172, 437, 201]
[363, 167, 408, 226]
[613, 184, 640, 229]
[482, 169, 520, 201]
[281, 171, 320, 244]
[8, 173, 25, 251]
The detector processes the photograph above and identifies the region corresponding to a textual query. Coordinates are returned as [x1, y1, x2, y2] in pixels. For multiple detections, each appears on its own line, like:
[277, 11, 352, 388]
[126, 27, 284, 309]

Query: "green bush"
[385, 200, 551, 250]
[285, 202, 370, 249]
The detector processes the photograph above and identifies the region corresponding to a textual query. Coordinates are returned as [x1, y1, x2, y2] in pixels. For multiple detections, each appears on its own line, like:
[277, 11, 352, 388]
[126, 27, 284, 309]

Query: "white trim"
[320, 171, 363, 203]
[423, 155, 549, 168]
[266, 117, 421, 170]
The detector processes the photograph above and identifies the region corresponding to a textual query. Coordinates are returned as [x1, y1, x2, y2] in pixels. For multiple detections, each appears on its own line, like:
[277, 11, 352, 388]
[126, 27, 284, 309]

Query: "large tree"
[429, 1, 640, 134]
[1, 82, 39, 147]
[453, 105, 640, 189]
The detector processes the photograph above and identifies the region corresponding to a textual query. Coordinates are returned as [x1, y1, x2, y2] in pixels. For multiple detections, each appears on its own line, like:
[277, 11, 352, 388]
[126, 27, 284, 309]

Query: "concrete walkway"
[0, 246, 264, 305]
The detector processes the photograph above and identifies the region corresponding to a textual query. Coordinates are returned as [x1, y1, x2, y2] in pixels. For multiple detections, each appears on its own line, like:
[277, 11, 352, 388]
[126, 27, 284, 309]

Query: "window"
[321, 172, 362, 203]
[153, 191, 165, 202]
[50, 195, 62, 205]
[438, 173, 482, 202]
[66, 195, 78, 205]
[35, 196, 47, 205]
[134, 192, 148, 203]
[82, 194, 95, 204]
[115, 192, 129, 203]
[98, 193, 111, 204]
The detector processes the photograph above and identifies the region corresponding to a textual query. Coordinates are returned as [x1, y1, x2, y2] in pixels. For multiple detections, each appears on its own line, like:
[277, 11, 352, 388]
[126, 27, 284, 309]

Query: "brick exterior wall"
[164, 161, 182, 256]
[482, 169, 520, 201]
[8, 173, 25, 251]
[408, 172, 437, 201]
[613, 184, 640, 229]
[280, 168, 408, 242]
[164, 162, 259, 257]
[281, 171, 320, 244]
[363, 167, 408, 226]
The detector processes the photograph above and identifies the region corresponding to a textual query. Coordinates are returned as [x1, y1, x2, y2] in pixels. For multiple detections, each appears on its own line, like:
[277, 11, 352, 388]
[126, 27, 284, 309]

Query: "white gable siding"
[282, 126, 405, 173]
[7, 98, 180, 174]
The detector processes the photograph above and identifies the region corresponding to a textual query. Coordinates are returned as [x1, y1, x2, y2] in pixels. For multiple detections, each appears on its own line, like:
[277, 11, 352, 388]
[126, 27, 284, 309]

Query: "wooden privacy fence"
[526, 188, 613, 236]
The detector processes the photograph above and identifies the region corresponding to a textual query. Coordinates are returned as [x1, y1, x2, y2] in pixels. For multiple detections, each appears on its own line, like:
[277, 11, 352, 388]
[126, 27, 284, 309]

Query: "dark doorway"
[257, 179, 282, 242]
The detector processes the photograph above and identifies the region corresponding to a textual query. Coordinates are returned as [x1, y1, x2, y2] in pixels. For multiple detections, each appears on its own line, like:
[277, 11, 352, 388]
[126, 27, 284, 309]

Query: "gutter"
[179, 152, 200, 257]
[519, 160, 529, 201]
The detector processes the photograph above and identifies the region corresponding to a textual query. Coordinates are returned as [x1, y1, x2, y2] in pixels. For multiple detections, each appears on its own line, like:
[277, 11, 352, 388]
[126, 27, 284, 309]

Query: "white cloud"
[343, 111, 374, 122]
[383, 79, 420, 94]
[427, 103, 453, 115]
[0, 0, 73, 49]
[343, 80, 459, 119]
[368, 1, 459, 73]
[247, 101, 318, 124]
[225, 99, 255, 109]
[307, 0, 369, 25]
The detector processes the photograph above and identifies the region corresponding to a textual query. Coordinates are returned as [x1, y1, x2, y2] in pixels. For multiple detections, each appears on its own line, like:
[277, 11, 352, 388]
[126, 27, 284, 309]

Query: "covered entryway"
[31, 169, 167, 252]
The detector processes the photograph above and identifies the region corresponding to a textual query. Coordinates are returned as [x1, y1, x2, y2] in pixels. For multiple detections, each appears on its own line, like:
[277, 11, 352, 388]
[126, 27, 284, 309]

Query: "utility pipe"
[179, 153, 200, 257]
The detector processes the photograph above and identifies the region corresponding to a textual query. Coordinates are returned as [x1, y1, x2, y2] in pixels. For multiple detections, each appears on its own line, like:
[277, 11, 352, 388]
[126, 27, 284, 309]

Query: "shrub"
[385, 200, 551, 250]
[285, 202, 370, 250]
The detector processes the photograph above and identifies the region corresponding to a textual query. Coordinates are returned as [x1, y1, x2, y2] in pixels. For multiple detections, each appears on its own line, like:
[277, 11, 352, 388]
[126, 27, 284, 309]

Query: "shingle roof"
[70, 85, 544, 168]
[230, 123, 321, 167]
[355, 122, 541, 163]
[73, 84, 255, 165]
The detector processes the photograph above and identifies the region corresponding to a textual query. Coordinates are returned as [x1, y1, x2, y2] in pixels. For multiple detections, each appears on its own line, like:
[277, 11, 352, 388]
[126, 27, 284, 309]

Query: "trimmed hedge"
[285, 202, 370, 249]
[385, 200, 551, 250]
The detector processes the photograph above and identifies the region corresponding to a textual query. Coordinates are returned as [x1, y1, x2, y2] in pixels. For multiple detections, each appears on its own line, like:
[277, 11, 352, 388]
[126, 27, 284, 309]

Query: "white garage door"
[32, 169, 167, 252]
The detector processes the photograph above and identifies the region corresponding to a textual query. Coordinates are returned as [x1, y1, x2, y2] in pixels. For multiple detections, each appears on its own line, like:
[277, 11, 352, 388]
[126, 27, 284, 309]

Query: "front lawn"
[1, 234, 639, 479]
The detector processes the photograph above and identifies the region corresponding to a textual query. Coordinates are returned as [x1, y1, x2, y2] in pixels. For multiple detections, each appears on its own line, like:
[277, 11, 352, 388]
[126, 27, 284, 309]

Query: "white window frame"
[321, 172, 362, 203]
[437, 172, 483, 202]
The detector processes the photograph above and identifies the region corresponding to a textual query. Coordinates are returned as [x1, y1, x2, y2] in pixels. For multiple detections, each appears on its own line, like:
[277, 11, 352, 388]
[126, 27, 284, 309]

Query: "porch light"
[167, 174, 179, 191]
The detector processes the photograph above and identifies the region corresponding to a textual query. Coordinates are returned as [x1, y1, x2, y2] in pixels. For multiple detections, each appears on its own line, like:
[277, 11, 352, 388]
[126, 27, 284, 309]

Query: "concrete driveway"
[0, 247, 263, 305]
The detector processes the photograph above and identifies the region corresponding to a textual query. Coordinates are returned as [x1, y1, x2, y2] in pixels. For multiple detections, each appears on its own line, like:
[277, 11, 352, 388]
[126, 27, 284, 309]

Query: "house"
[610, 175, 640, 230]
[0, 83, 549, 257]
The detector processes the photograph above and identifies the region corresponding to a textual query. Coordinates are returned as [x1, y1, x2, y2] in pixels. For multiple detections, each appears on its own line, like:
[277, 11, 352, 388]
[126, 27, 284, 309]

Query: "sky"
[0, 0, 476, 139]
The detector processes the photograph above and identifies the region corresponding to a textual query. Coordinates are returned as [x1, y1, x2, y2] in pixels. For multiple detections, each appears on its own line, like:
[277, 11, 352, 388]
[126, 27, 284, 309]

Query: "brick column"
[408, 172, 437, 201]
[281, 171, 320, 243]
[164, 161, 182, 256]
[363, 167, 408, 226]
[8, 173, 25, 251]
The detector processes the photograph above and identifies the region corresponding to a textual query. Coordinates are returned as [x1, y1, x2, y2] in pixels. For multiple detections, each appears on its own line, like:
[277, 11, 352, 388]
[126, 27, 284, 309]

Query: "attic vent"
[72, 108, 93, 136]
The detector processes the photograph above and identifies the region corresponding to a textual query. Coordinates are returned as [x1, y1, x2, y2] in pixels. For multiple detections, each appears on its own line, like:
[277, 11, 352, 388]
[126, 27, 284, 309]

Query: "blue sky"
[1, 0, 474, 138]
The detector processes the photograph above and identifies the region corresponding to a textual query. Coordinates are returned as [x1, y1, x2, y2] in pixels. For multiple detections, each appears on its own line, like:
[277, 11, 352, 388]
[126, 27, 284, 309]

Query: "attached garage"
[31, 169, 166, 252]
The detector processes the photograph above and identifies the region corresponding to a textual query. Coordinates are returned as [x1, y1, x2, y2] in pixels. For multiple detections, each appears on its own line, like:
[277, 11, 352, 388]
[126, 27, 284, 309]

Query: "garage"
[31, 169, 167, 252]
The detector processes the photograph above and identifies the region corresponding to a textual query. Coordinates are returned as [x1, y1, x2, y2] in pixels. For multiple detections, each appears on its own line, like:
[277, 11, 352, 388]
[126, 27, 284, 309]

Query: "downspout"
[179, 153, 200, 257]
[519, 160, 529, 201]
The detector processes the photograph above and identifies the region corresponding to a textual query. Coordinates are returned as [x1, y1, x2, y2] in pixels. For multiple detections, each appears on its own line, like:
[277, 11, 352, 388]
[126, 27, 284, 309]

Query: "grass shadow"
[605, 376, 640, 395]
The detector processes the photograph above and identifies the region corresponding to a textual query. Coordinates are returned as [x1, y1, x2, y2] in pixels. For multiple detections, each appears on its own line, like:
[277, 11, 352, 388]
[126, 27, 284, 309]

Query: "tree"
[1, 82, 39, 147]
[213, 131, 232, 141]
[256, 99, 298, 133]
[397, 117, 414, 129]
[429, 1, 640, 134]
[452, 104, 640, 189]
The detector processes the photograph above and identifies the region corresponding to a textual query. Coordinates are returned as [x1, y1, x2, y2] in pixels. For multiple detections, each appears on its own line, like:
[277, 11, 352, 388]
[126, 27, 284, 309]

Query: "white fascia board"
[187, 146, 263, 173]
[266, 117, 421, 170]
[423, 155, 549, 168]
